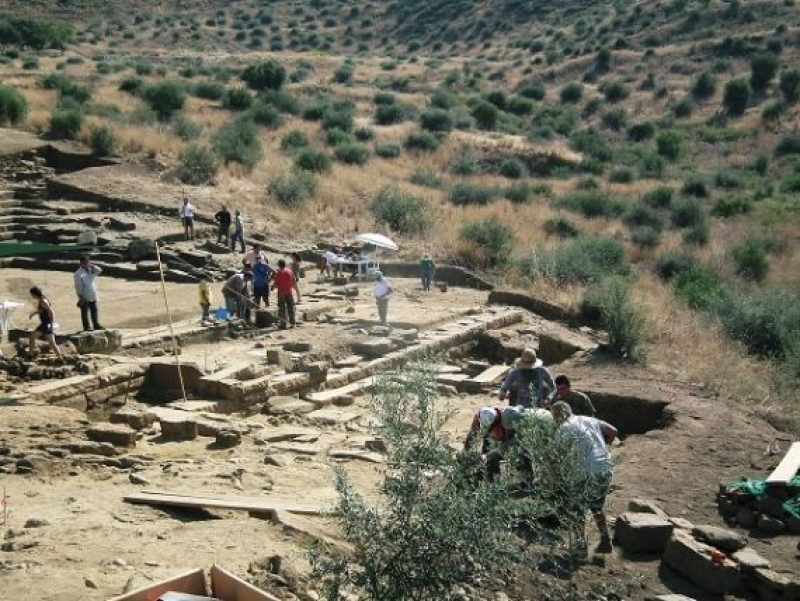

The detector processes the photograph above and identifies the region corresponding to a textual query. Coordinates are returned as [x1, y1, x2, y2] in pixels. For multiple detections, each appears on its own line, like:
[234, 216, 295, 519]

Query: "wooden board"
[210, 565, 281, 601]
[766, 441, 800, 485]
[107, 568, 207, 601]
[124, 490, 325, 516]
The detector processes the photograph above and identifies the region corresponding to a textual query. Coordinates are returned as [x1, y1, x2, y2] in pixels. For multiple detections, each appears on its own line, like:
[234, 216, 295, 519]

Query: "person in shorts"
[28, 286, 64, 362]
[178, 196, 195, 241]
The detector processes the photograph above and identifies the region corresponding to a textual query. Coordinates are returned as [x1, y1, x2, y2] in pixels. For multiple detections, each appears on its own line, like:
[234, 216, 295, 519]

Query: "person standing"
[554, 375, 596, 417]
[74, 255, 103, 331]
[551, 401, 617, 554]
[373, 271, 392, 327]
[178, 196, 195, 241]
[231, 210, 246, 254]
[244, 243, 267, 268]
[198, 275, 212, 323]
[498, 348, 555, 409]
[28, 286, 64, 361]
[252, 256, 272, 308]
[272, 259, 297, 329]
[290, 252, 303, 303]
[214, 205, 231, 246]
[420, 253, 435, 292]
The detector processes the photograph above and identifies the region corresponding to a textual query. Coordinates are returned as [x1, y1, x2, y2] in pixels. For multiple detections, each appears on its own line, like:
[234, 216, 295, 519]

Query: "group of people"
[211, 243, 304, 330]
[178, 198, 246, 254]
[463, 349, 615, 555]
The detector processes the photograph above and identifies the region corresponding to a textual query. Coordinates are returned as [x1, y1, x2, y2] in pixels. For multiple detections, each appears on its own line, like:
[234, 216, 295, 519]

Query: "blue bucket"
[215, 307, 230, 321]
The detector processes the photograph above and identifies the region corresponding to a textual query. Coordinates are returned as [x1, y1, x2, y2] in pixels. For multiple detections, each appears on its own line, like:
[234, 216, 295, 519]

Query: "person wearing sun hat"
[498, 348, 556, 409]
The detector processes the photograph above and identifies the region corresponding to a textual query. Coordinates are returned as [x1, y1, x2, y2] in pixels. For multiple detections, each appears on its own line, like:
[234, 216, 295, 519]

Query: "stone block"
[732, 547, 771, 573]
[662, 530, 741, 595]
[628, 499, 669, 519]
[537, 325, 597, 364]
[177, 249, 210, 267]
[215, 429, 241, 448]
[109, 407, 156, 431]
[615, 512, 674, 553]
[352, 338, 396, 358]
[144, 361, 203, 392]
[756, 514, 785, 536]
[71, 330, 122, 354]
[691, 524, 748, 552]
[159, 416, 198, 441]
[86, 423, 137, 448]
[265, 396, 316, 415]
[283, 341, 312, 352]
[307, 408, 361, 426]
[266, 349, 293, 368]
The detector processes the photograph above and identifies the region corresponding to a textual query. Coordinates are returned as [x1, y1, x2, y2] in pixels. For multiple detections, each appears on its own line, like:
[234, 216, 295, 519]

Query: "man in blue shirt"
[252, 256, 272, 308]
[498, 348, 556, 408]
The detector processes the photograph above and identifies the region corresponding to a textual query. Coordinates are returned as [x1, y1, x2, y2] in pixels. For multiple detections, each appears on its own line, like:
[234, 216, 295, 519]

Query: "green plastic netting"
[727, 477, 800, 519]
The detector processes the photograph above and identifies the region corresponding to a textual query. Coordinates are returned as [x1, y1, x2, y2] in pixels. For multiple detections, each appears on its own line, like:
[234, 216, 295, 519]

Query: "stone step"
[462, 364, 511, 392]
[0, 189, 15, 200]
[0, 214, 53, 225]
[0, 230, 24, 240]
[303, 377, 376, 407]
[0, 206, 53, 217]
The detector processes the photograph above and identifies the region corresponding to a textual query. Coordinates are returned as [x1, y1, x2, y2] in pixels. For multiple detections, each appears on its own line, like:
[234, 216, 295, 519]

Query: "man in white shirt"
[178, 197, 195, 241]
[372, 271, 392, 327]
[551, 401, 617, 554]
[322, 248, 340, 277]
[244, 243, 267, 268]
[74, 255, 103, 331]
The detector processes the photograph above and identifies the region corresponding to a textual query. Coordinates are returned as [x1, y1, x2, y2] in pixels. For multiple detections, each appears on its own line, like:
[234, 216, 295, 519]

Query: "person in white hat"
[498, 348, 556, 409]
[373, 271, 392, 326]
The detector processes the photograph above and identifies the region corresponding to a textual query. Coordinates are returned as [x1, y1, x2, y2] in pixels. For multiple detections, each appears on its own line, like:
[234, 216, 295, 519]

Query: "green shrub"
[779, 69, 800, 104]
[521, 236, 629, 283]
[601, 108, 626, 131]
[672, 97, 694, 118]
[712, 195, 752, 217]
[260, 89, 301, 114]
[178, 144, 219, 185]
[0, 85, 27, 125]
[656, 130, 682, 160]
[193, 80, 226, 100]
[375, 143, 401, 158]
[507, 96, 534, 115]
[280, 129, 310, 153]
[249, 100, 282, 128]
[430, 88, 453, 109]
[241, 60, 285, 91]
[781, 174, 800, 193]
[409, 169, 440, 188]
[691, 71, 717, 100]
[714, 169, 746, 189]
[143, 80, 186, 120]
[460, 218, 515, 267]
[354, 127, 374, 141]
[585, 277, 645, 361]
[637, 151, 666, 179]
[419, 109, 452, 132]
[294, 148, 332, 173]
[600, 80, 629, 103]
[88, 124, 117, 156]
[559, 82, 583, 103]
[642, 186, 674, 208]
[375, 103, 407, 125]
[334, 142, 370, 165]
[504, 182, 535, 204]
[556, 190, 626, 218]
[655, 252, 697, 281]
[761, 102, 784, 124]
[670, 196, 704, 228]
[674, 266, 727, 310]
[682, 177, 709, 198]
[608, 168, 634, 183]
[322, 104, 354, 132]
[371, 187, 433, 234]
[22, 57, 39, 70]
[267, 170, 316, 206]
[119, 76, 144, 96]
[374, 91, 396, 106]
[404, 132, 440, 152]
[48, 109, 83, 139]
[519, 82, 546, 100]
[172, 113, 202, 141]
[223, 87, 253, 111]
[449, 151, 482, 176]
[333, 63, 354, 84]
[134, 62, 153, 76]
[749, 52, 779, 93]
[449, 183, 499, 206]
[543, 216, 581, 238]
[211, 118, 262, 168]
[471, 101, 498, 129]
[499, 158, 527, 179]
[623, 203, 662, 230]
[775, 133, 800, 156]
[570, 128, 612, 162]
[683, 216, 710, 246]
[627, 121, 655, 141]
[731, 238, 769, 281]
[723, 78, 751, 116]
[631, 227, 662, 248]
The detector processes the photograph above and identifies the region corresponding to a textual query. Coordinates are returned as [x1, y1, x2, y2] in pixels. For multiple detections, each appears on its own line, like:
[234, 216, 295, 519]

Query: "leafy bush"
[714, 169, 746, 189]
[374, 91, 396, 106]
[601, 108, 626, 131]
[670, 197, 705, 228]
[88, 124, 117, 156]
[655, 252, 697, 281]
[731, 238, 769, 281]
[779, 69, 800, 104]
[260, 89, 302, 114]
[177, 144, 219, 185]
[375, 103, 407, 125]
[544, 216, 581, 238]
[683, 216, 710, 246]
[449, 151, 482, 175]
[723, 78, 751, 116]
[419, 109, 452, 132]
[775, 133, 800, 156]
[682, 177, 709, 198]
[519, 82, 546, 100]
[585, 277, 645, 361]
[656, 130, 682, 160]
[570, 128, 612, 162]
[211, 118, 262, 168]
[691, 71, 717, 100]
[672, 97, 694, 118]
[334, 142, 370, 165]
[193, 80, 226, 100]
[749, 52, 779, 93]
[627, 121, 655, 141]
[171, 114, 202, 141]
[460, 218, 515, 267]
[600, 80, 629, 103]
[322, 104, 354, 132]
[449, 183, 499, 206]
[143, 80, 186, 120]
[499, 158, 528, 179]
[354, 127, 374, 141]
[504, 182, 535, 204]
[375, 143, 401, 158]
[471, 101, 498, 129]
[409, 169, 440, 188]
[507, 96, 534, 115]
[674, 266, 727, 310]
[280, 129, 310, 153]
[48, 109, 83, 139]
[371, 187, 433, 234]
[623, 203, 662, 230]
[404, 132, 439, 152]
[608, 168, 634, 183]
[249, 100, 282, 128]
[631, 227, 662, 248]
[241, 60, 285, 91]
[521, 236, 629, 283]
[556, 190, 627, 218]
[294, 148, 332, 173]
[643, 186, 674, 208]
[559, 82, 583, 103]
[223, 87, 253, 111]
[267, 170, 316, 206]
[0, 85, 27, 125]
[781, 174, 800, 193]
[712, 195, 752, 217]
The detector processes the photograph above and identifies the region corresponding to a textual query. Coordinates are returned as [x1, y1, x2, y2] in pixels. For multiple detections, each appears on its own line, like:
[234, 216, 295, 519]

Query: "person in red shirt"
[271, 259, 297, 329]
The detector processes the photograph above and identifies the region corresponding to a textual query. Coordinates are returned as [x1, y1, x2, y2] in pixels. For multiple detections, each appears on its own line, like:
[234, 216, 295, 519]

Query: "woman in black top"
[28, 286, 64, 361]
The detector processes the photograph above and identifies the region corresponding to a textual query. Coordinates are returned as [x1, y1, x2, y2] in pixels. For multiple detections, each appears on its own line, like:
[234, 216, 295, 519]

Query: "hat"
[516, 348, 543, 369]
[478, 407, 497, 428]
[500, 406, 526, 430]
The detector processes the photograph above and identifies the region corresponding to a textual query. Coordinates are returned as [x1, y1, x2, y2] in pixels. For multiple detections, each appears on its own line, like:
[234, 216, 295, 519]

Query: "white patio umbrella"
[356, 233, 399, 250]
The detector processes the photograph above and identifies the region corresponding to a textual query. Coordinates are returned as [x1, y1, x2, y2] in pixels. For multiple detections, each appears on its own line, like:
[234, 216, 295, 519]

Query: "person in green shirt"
[554, 374, 596, 417]
[420, 253, 435, 292]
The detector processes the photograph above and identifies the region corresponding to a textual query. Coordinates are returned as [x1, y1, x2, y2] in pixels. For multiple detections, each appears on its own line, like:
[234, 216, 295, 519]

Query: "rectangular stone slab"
[766, 441, 800, 485]
[124, 490, 325, 515]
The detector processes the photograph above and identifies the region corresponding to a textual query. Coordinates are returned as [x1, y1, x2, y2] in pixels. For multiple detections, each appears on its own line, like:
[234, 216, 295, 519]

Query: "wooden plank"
[124, 490, 326, 516]
[766, 441, 800, 485]
[107, 568, 207, 601]
[210, 565, 282, 601]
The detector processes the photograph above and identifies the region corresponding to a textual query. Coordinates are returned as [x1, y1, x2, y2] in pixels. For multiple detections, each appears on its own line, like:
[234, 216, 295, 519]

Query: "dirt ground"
[1, 278, 798, 601]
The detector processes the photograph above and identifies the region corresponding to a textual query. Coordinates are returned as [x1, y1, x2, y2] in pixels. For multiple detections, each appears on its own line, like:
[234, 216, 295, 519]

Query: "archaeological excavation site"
[1, 130, 799, 601]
